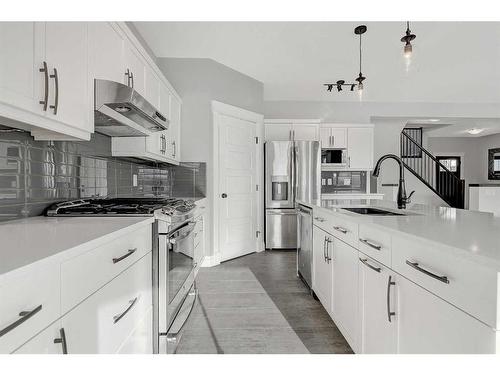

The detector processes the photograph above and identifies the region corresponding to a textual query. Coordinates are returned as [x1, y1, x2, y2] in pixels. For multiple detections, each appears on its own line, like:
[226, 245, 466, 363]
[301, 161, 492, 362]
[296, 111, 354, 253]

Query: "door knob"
[221, 193, 227, 198]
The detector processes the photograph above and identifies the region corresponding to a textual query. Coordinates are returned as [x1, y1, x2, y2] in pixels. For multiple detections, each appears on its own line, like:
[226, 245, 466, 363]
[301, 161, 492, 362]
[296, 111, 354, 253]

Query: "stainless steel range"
[46, 197, 199, 354]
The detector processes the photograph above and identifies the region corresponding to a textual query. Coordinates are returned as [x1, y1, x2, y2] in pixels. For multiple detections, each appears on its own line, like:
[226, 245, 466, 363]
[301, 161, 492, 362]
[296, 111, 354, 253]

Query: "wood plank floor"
[176, 250, 353, 354]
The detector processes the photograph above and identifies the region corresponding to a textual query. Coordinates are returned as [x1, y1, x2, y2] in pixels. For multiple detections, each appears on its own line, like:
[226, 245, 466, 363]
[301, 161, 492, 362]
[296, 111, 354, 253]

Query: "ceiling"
[383, 116, 500, 137]
[134, 21, 500, 103]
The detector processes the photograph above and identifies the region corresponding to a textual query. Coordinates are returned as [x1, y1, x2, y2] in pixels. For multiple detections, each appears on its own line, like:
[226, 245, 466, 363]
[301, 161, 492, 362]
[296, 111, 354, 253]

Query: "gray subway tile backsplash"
[0, 129, 206, 222]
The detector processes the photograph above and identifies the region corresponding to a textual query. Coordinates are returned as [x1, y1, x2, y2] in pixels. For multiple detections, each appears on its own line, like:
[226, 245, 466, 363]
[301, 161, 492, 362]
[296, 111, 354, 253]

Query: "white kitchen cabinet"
[123, 40, 145, 96]
[88, 22, 124, 84]
[61, 253, 152, 354]
[358, 255, 398, 354]
[144, 65, 160, 109]
[347, 127, 373, 169]
[116, 307, 153, 354]
[397, 275, 496, 354]
[168, 95, 182, 162]
[13, 320, 65, 354]
[312, 225, 333, 311]
[331, 238, 359, 351]
[0, 22, 40, 114]
[43, 22, 90, 133]
[0, 22, 91, 141]
[265, 123, 293, 141]
[292, 123, 319, 141]
[320, 126, 347, 149]
[264, 120, 320, 141]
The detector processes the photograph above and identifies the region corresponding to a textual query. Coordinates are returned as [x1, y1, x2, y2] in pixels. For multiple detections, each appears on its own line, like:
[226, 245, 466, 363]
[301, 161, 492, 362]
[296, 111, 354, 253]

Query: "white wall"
[158, 58, 264, 256]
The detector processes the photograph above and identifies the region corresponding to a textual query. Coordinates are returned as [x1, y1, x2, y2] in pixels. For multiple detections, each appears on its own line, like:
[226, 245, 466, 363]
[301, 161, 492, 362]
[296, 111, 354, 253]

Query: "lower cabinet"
[358, 255, 398, 354]
[397, 275, 496, 354]
[13, 320, 65, 354]
[116, 306, 153, 354]
[61, 252, 152, 354]
[312, 225, 332, 310]
[331, 238, 359, 351]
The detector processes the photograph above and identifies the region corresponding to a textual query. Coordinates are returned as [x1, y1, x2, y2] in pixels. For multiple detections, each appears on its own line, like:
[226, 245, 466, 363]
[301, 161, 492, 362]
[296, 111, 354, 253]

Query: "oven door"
[158, 220, 197, 353]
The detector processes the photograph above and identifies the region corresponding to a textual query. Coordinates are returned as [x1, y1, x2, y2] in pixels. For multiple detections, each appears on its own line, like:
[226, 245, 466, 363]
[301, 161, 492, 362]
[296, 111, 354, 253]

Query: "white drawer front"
[392, 235, 498, 329]
[61, 225, 152, 313]
[358, 224, 391, 266]
[62, 252, 152, 354]
[0, 261, 60, 354]
[313, 213, 358, 247]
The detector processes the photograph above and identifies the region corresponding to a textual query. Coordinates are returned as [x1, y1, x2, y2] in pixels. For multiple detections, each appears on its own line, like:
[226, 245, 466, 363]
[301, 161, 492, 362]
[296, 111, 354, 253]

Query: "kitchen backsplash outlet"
[0, 128, 205, 222]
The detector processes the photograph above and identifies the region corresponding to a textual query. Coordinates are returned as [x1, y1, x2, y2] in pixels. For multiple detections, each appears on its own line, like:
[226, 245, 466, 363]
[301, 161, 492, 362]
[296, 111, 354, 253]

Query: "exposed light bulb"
[404, 42, 413, 58]
[357, 83, 364, 100]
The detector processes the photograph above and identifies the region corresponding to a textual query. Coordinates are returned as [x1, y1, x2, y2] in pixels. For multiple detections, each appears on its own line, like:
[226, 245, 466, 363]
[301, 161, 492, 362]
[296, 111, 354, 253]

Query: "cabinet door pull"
[0, 305, 43, 338]
[332, 135, 335, 146]
[405, 260, 450, 284]
[323, 236, 327, 262]
[39, 61, 48, 111]
[113, 297, 138, 324]
[326, 238, 332, 263]
[359, 238, 382, 250]
[53, 328, 68, 354]
[130, 71, 134, 88]
[359, 258, 381, 273]
[125, 68, 131, 86]
[172, 141, 176, 158]
[333, 226, 348, 234]
[112, 248, 137, 264]
[386, 275, 396, 322]
[314, 216, 325, 222]
[49, 68, 59, 115]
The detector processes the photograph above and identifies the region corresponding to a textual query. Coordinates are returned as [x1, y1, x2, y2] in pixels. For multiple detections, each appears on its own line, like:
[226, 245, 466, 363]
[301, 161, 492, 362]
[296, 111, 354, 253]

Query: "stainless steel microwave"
[321, 149, 347, 166]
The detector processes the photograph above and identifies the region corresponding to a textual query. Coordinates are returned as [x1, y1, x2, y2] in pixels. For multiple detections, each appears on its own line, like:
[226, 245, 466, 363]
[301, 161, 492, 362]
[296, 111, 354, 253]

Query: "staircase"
[400, 129, 465, 208]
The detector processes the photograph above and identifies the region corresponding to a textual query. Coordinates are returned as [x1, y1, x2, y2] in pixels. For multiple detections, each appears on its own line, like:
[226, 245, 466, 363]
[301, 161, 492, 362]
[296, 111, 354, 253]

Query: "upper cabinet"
[88, 22, 124, 83]
[0, 22, 91, 141]
[347, 127, 374, 170]
[264, 120, 320, 141]
[0, 22, 182, 163]
[320, 126, 347, 149]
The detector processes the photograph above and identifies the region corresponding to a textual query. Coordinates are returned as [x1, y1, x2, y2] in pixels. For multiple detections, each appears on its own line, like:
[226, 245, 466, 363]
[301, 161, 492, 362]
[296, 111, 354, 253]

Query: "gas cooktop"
[45, 197, 196, 217]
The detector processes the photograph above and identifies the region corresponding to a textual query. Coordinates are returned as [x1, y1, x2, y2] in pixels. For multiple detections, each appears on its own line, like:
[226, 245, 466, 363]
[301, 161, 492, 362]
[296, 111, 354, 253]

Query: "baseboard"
[201, 253, 221, 267]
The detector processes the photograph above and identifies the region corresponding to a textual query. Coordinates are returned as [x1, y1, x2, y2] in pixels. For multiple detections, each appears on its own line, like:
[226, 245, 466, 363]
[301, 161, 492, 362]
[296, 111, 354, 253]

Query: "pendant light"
[354, 25, 367, 98]
[323, 24, 367, 98]
[401, 21, 416, 68]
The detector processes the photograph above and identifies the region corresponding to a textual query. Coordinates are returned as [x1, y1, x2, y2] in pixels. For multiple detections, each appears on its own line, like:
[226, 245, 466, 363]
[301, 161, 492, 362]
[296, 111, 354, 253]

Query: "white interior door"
[218, 112, 257, 262]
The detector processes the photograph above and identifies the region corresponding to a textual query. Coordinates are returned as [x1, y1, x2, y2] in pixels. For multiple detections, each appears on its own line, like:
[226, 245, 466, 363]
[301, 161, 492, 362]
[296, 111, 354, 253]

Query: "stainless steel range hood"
[94, 79, 168, 137]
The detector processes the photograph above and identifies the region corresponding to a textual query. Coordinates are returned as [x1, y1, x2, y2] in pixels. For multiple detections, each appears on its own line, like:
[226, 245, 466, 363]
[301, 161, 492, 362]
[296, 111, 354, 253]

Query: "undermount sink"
[341, 207, 407, 216]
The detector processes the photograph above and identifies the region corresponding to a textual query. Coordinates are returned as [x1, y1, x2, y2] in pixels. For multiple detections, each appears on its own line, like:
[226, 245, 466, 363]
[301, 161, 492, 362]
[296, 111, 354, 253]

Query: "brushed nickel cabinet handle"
[359, 238, 382, 250]
[113, 297, 138, 324]
[323, 236, 327, 262]
[53, 328, 68, 354]
[125, 68, 131, 86]
[359, 258, 381, 273]
[326, 238, 332, 263]
[130, 71, 134, 88]
[172, 141, 176, 158]
[112, 248, 137, 264]
[49, 68, 58, 115]
[333, 226, 348, 234]
[39, 61, 48, 111]
[0, 304, 43, 338]
[387, 275, 396, 322]
[406, 260, 450, 284]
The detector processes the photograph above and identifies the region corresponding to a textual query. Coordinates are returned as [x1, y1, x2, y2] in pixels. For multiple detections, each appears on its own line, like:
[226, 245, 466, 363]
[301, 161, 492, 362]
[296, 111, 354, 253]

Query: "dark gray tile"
[196, 292, 275, 310]
[197, 279, 265, 294]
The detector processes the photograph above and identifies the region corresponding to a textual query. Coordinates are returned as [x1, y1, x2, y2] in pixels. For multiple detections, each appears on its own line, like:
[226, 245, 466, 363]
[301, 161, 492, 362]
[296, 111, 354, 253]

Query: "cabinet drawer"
[0, 261, 60, 354]
[358, 224, 391, 266]
[62, 252, 152, 354]
[392, 235, 498, 329]
[313, 213, 358, 248]
[13, 320, 64, 354]
[61, 225, 152, 313]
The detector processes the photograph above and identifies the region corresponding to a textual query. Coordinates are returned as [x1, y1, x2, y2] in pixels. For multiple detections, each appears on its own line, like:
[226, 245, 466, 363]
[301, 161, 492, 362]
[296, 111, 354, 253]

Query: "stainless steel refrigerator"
[265, 141, 321, 249]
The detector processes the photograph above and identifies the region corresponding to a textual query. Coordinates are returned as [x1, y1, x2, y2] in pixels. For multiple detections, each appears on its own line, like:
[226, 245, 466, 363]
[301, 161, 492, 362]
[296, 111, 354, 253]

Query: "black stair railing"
[400, 131, 465, 208]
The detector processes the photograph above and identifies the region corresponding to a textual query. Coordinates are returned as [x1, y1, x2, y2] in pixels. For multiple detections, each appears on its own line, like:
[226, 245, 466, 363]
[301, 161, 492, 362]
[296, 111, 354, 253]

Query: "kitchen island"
[297, 198, 500, 354]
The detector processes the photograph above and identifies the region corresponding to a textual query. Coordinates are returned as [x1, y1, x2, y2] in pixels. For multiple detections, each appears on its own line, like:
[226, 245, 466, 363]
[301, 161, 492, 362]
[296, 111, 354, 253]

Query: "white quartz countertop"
[0, 216, 154, 277]
[298, 198, 500, 270]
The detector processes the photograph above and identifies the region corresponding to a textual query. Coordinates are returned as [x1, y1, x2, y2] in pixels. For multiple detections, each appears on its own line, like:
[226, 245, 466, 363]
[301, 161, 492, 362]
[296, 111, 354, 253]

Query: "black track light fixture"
[324, 24, 367, 99]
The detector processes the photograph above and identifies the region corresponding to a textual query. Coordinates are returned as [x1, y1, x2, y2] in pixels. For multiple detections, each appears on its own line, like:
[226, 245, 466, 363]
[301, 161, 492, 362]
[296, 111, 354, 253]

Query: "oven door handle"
[168, 222, 196, 244]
